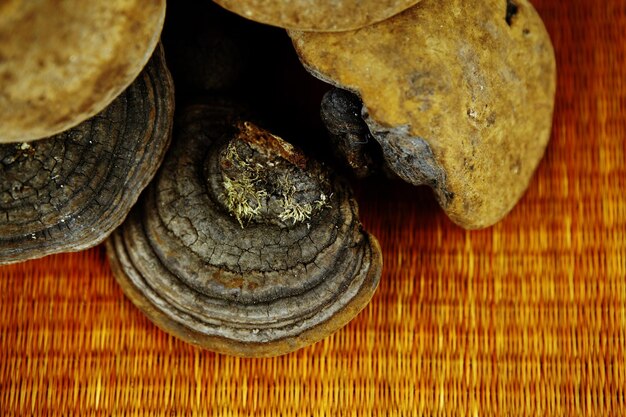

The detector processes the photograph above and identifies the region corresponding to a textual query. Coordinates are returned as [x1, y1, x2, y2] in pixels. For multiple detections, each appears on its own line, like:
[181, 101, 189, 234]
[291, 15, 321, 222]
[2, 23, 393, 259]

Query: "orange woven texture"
[1, 1, 625, 415]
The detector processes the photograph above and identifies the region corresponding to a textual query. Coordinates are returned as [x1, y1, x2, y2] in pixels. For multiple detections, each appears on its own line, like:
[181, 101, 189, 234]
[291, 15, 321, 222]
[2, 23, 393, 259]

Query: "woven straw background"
[2, 1, 625, 415]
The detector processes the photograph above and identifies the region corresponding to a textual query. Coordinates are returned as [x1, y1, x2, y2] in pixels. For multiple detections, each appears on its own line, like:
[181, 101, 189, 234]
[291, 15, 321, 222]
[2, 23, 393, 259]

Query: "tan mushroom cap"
[291, 0, 557, 229]
[0, 0, 166, 143]
[213, 0, 422, 32]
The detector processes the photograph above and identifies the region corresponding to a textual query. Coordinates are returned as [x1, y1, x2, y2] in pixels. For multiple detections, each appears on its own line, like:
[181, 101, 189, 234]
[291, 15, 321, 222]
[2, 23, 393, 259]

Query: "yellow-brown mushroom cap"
[0, 0, 166, 143]
[291, 0, 557, 229]
[213, 0, 422, 32]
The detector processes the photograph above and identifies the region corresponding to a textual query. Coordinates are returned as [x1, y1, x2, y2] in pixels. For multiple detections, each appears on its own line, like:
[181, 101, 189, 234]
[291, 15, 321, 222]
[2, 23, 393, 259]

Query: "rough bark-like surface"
[0, 46, 174, 264]
[106, 104, 382, 357]
[0, 0, 165, 143]
[321, 89, 381, 178]
[213, 0, 422, 32]
[291, 0, 557, 229]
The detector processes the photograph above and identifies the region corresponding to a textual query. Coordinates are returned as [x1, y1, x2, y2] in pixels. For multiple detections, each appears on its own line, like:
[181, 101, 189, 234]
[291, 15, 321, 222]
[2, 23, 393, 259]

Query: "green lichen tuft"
[220, 131, 331, 228]
[221, 142, 267, 228]
[223, 174, 267, 228]
[276, 175, 330, 225]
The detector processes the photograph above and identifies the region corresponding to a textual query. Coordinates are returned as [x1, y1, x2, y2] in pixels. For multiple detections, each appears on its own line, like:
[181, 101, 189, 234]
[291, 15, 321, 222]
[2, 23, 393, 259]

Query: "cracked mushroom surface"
[0, 0, 166, 143]
[0, 46, 174, 264]
[291, 0, 557, 229]
[106, 104, 382, 357]
[213, 0, 422, 32]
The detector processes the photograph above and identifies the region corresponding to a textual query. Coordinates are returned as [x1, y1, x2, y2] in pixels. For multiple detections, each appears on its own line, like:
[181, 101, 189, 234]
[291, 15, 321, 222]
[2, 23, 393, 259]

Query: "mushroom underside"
[107, 104, 382, 357]
[0, 0, 167, 143]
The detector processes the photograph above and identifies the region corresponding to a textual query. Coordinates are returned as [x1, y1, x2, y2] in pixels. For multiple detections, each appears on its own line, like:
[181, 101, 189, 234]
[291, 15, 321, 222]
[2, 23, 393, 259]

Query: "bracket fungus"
[320, 88, 382, 179]
[0, 0, 166, 143]
[0, 46, 174, 264]
[291, 0, 557, 229]
[212, 0, 422, 32]
[107, 104, 382, 357]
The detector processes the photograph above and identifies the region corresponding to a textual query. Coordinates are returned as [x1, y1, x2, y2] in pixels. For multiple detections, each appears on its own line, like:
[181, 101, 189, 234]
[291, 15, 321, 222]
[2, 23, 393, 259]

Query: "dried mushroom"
[0, 0, 166, 143]
[0, 46, 174, 264]
[291, 0, 557, 229]
[107, 104, 382, 357]
[212, 0, 422, 32]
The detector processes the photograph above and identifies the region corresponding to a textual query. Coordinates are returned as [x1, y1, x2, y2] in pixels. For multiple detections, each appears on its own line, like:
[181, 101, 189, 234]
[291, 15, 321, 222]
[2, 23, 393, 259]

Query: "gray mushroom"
[106, 104, 382, 357]
[0, 46, 174, 264]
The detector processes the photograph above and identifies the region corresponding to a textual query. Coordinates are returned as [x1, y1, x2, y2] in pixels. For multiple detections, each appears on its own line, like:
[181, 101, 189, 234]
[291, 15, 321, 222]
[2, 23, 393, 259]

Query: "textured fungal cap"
[107, 105, 382, 357]
[0, 46, 174, 264]
[213, 0, 422, 31]
[291, 0, 557, 229]
[0, 0, 166, 143]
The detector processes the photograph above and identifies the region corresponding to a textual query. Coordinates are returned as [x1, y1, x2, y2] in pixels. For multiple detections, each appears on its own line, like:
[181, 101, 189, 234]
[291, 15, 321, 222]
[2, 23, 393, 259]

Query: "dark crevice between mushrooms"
[162, 1, 333, 165]
[106, 104, 382, 357]
[0, 45, 174, 264]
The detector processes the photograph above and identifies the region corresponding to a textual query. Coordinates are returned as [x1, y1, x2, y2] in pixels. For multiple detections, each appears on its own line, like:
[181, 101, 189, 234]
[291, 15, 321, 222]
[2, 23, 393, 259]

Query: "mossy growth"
[218, 123, 331, 228]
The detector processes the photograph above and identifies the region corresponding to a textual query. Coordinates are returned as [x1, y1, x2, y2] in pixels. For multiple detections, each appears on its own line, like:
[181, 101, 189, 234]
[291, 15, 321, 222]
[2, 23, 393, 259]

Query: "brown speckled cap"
[0, 0, 166, 143]
[291, 0, 557, 229]
[213, 0, 422, 32]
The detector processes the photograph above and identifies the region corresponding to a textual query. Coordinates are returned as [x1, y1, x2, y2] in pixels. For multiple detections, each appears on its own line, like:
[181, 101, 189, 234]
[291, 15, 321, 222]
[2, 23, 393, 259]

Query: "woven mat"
[2, 1, 625, 415]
